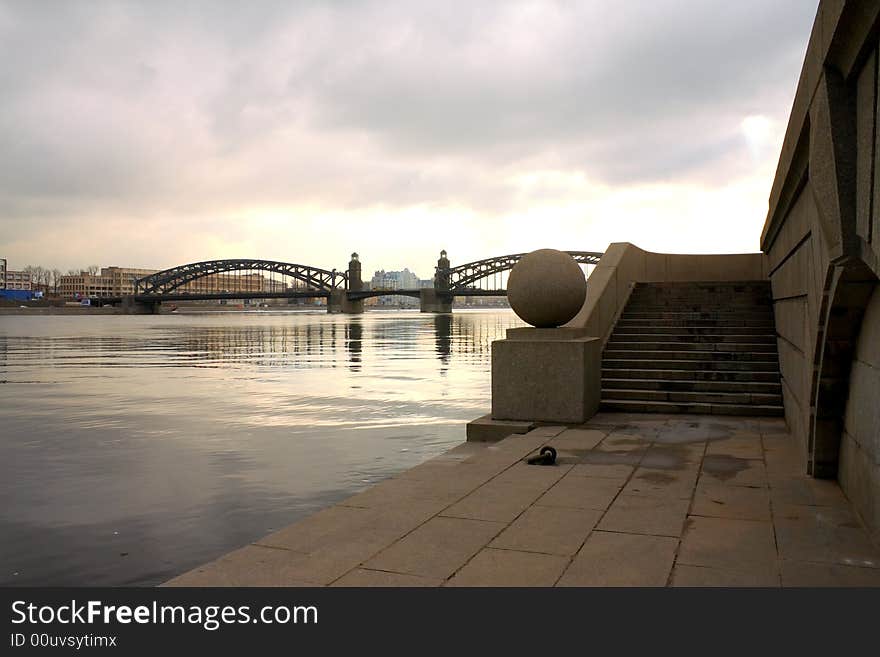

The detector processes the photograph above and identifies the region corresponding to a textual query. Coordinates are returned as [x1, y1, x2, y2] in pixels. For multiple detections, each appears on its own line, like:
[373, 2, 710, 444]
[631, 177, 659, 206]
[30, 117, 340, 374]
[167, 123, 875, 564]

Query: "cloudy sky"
[0, 1, 817, 276]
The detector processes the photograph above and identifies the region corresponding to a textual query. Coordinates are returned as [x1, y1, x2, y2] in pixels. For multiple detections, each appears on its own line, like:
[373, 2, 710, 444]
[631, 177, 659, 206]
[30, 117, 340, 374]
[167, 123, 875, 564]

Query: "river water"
[0, 309, 523, 586]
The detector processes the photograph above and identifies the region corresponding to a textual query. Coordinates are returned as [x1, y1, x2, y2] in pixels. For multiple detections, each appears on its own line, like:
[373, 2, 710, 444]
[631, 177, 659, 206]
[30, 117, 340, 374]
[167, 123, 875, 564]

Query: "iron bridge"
[135, 259, 347, 295]
[439, 251, 603, 292]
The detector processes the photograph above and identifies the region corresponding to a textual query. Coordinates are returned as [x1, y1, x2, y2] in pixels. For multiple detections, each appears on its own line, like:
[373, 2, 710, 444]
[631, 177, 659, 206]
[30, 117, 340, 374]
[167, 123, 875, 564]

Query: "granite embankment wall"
[760, 2, 880, 537]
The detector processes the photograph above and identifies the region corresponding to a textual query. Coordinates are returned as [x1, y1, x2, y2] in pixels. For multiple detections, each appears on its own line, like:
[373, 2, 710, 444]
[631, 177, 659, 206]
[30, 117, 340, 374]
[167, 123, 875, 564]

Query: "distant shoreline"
[0, 304, 509, 316]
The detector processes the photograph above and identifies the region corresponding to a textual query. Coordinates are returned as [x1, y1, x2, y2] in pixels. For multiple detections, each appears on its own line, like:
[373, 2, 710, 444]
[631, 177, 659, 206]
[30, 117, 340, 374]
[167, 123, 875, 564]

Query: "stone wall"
[566, 242, 767, 343]
[840, 288, 880, 539]
[761, 2, 880, 536]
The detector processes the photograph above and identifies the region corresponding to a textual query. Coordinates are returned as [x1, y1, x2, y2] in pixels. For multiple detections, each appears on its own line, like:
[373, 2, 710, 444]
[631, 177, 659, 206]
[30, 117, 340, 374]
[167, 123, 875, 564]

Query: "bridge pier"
[121, 296, 161, 314]
[327, 289, 363, 314]
[420, 289, 452, 313]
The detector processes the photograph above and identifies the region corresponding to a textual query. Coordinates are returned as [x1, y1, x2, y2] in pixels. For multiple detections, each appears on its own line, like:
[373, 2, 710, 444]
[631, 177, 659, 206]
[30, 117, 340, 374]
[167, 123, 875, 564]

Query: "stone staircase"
[600, 281, 783, 416]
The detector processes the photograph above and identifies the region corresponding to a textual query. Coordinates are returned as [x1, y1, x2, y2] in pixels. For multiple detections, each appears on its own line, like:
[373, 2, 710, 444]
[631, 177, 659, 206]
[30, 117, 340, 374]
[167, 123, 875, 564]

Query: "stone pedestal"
[420, 288, 452, 313]
[491, 327, 600, 424]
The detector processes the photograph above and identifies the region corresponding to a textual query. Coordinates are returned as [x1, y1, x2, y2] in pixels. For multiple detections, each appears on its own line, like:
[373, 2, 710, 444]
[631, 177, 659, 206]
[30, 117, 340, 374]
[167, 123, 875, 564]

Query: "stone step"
[612, 325, 776, 336]
[633, 281, 770, 290]
[602, 368, 781, 382]
[609, 332, 777, 343]
[622, 311, 775, 320]
[602, 377, 782, 394]
[603, 349, 779, 362]
[616, 318, 777, 328]
[626, 303, 774, 311]
[603, 358, 779, 372]
[601, 388, 783, 406]
[599, 399, 785, 416]
[606, 341, 778, 353]
[628, 294, 772, 305]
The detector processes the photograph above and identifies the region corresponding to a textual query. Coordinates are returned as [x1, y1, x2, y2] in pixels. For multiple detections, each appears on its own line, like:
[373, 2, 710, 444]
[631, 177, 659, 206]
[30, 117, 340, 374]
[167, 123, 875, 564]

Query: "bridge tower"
[328, 253, 364, 314]
[421, 249, 453, 313]
[348, 252, 363, 292]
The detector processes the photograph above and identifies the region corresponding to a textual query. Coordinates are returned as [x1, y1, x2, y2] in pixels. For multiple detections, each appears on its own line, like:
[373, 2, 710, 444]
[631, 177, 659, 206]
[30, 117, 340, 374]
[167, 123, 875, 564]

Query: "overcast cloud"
[0, 1, 817, 274]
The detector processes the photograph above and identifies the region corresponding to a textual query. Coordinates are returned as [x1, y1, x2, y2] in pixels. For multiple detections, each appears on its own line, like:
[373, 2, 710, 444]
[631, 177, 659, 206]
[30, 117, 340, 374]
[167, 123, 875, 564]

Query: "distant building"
[370, 268, 421, 306]
[60, 267, 158, 298]
[58, 266, 284, 299]
[1, 259, 32, 291]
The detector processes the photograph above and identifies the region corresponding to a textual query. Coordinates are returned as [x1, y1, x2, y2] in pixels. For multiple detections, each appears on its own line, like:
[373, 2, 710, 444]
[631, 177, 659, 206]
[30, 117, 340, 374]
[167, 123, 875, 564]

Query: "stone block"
[856, 51, 876, 243]
[491, 333, 600, 423]
[466, 414, 534, 443]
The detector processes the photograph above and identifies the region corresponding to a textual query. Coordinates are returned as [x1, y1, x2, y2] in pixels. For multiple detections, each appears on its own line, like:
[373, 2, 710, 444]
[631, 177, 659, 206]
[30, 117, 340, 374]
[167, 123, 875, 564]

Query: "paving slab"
[677, 516, 778, 576]
[622, 466, 699, 499]
[706, 435, 764, 460]
[330, 569, 443, 587]
[692, 482, 772, 521]
[446, 548, 569, 587]
[773, 504, 880, 568]
[163, 545, 313, 587]
[700, 454, 768, 487]
[536, 474, 622, 511]
[779, 561, 880, 586]
[768, 477, 851, 507]
[557, 531, 678, 586]
[256, 502, 437, 553]
[568, 462, 634, 482]
[441, 481, 548, 523]
[364, 516, 505, 580]
[489, 505, 602, 556]
[642, 442, 706, 466]
[491, 462, 572, 489]
[670, 564, 780, 587]
[551, 428, 608, 450]
[598, 494, 690, 537]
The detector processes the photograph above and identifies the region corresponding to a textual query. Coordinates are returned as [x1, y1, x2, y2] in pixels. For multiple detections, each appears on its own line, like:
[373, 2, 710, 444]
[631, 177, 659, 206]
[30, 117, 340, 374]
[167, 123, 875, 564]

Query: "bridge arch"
[135, 259, 347, 295]
[443, 251, 603, 292]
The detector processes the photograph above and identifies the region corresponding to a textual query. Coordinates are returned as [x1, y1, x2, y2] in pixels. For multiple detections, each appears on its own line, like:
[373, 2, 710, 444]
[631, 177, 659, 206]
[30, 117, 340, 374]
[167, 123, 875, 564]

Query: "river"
[0, 309, 523, 586]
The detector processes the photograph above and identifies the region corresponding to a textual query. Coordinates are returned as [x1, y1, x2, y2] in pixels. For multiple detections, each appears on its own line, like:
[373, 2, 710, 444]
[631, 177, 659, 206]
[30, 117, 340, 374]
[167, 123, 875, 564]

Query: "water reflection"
[434, 314, 452, 371]
[346, 319, 362, 372]
[0, 310, 523, 586]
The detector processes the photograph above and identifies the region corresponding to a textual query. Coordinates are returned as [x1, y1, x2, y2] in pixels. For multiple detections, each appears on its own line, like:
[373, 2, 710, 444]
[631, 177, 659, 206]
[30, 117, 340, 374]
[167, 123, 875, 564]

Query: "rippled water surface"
[0, 310, 523, 586]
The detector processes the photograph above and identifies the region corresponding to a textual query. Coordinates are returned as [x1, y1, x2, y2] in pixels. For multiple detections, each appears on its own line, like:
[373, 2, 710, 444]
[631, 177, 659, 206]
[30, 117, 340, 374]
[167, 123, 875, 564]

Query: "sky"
[0, 0, 818, 276]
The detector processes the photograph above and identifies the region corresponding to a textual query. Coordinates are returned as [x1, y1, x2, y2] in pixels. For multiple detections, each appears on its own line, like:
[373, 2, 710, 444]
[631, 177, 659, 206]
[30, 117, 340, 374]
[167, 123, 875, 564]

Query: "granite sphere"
[508, 249, 586, 328]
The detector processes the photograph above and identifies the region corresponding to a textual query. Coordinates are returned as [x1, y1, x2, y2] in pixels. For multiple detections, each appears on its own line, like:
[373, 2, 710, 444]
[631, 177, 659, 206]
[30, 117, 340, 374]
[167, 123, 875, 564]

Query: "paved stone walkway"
[165, 414, 880, 587]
